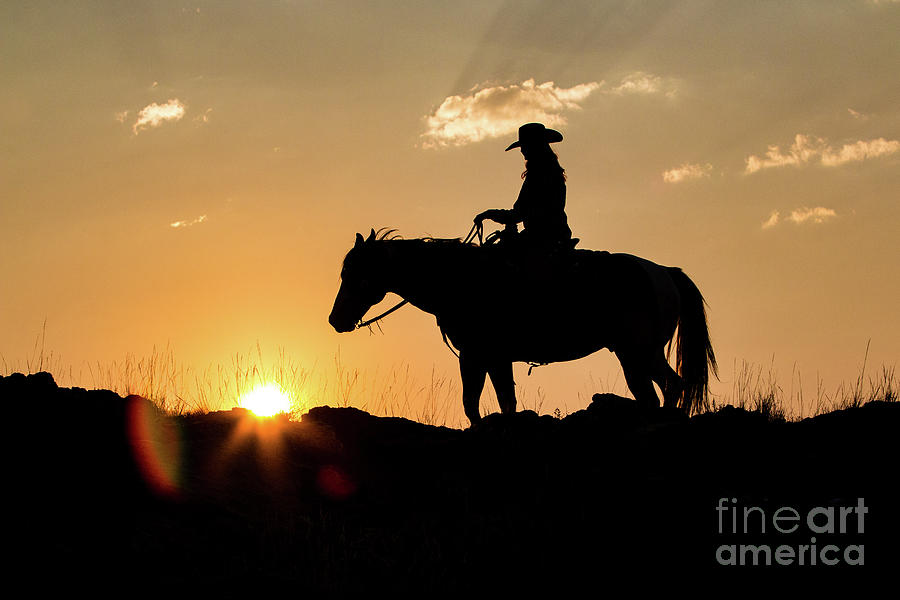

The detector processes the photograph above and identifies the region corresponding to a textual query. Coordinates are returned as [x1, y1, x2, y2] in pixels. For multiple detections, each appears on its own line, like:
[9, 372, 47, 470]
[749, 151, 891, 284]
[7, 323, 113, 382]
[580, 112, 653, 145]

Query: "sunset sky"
[3, 1, 898, 422]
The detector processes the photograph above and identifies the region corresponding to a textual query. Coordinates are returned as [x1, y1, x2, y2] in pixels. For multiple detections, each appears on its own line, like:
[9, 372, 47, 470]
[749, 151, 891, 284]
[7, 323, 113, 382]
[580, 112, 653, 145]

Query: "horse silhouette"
[329, 229, 717, 426]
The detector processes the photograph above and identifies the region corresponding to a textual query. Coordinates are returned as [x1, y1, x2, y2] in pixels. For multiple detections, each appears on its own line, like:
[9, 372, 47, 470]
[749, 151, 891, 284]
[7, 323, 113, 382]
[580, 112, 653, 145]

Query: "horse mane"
[345, 228, 475, 269]
[420, 236, 471, 245]
[372, 227, 475, 247]
[374, 228, 401, 240]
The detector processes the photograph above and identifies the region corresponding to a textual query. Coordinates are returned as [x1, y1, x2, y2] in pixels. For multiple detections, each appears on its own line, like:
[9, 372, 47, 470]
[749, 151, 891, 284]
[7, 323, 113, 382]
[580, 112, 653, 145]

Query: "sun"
[240, 383, 293, 417]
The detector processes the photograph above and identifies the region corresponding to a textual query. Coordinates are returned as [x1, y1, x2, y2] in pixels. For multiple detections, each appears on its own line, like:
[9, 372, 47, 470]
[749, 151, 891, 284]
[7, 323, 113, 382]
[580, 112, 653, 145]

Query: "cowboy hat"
[504, 122, 564, 151]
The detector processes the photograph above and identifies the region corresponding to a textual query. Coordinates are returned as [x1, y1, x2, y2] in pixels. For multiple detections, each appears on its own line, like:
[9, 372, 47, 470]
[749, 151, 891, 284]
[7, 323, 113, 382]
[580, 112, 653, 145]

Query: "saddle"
[484, 223, 579, 250]
[482, 226, 582, 276]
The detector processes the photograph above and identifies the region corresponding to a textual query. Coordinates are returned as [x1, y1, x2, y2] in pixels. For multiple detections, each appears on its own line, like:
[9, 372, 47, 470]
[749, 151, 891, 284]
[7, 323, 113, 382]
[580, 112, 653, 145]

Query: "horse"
[329, 229, 717, 426]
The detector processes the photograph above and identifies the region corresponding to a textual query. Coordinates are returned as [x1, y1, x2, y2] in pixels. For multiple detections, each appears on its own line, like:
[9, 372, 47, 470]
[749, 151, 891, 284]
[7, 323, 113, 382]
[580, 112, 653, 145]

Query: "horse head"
[329, 229, 389, 332]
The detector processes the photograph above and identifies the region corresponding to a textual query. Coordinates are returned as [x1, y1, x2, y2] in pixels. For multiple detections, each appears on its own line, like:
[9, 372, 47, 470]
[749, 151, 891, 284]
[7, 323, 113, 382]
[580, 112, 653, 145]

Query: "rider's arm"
[474, 208, 522, 226]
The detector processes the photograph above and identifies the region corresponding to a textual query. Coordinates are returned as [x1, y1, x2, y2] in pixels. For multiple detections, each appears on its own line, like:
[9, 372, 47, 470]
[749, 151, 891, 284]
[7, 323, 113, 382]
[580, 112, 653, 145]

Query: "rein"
[463, 222, 484, 245]
[356, 298, 409, 330]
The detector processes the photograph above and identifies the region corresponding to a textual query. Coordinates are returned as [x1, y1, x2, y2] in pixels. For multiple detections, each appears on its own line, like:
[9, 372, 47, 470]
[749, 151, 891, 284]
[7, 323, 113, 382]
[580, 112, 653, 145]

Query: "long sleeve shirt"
[513, 168, 572, 245]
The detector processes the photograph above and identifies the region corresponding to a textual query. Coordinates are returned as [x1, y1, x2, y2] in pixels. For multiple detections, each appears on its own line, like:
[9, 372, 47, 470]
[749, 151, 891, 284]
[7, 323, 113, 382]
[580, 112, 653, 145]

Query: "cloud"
[170, 215, 207, 229]
[662, 162, 713, 183]
[789, 207, 837, 224]
[114, 110, 129, 123]
[420, 72, 679, 148]
[612, 71, 677, 98]
[821, 138, 900, 166]
[133, 99, 186, 134]
[761, 210, 780, 229]
[613, 72, 659, 95]
[745, 134, 826, 174]
[613, 72, 660, 95]
[762, 207, 837, 229]
[746, 134, 898, 173]
[421, 79, 602, 148]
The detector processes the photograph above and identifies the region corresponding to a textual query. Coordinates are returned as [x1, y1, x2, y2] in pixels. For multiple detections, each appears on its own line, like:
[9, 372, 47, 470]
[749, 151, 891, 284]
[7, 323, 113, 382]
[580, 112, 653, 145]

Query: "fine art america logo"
[715, 498, 867, 566]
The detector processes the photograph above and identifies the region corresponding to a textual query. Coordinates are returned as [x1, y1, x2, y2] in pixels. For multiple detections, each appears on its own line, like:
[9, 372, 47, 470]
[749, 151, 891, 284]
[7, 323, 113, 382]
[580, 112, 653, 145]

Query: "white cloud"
[762, 207, 837, 229]
[821, 138, 900, 166]
[613, 72, 657, 94]
[421, 79, 602, 148]
[612, 71, 677, 98]
[745, 134, 826, 174]
[662, 162, 713, 183]
[133, 99, 186, 134]
[613, 72, 660, 95]
[420, 72, 680, 148]
[170, 214, 207, 229]
[789, 207, 837, 224]
[761, 210, 780, 230]
[114, 110, 129, 123]
[746, 134, 898, 173]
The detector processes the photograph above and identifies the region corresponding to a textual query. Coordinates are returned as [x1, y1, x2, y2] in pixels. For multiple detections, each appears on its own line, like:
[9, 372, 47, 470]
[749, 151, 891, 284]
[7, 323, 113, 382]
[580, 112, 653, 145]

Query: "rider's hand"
[476, 209, 502, 224]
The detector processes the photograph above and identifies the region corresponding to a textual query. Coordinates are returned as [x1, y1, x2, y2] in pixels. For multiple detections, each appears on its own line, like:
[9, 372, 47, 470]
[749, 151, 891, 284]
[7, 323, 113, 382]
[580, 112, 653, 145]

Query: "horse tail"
[669, 267, 718, 415]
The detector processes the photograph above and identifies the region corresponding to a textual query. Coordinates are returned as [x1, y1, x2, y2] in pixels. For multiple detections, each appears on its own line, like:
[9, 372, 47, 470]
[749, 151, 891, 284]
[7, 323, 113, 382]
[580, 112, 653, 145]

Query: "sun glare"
[240, 383, 292, 417]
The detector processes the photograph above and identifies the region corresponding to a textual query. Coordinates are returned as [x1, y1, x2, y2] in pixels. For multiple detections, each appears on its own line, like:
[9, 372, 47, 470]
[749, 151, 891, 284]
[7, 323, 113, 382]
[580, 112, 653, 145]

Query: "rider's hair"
[521, 145, 566, 181]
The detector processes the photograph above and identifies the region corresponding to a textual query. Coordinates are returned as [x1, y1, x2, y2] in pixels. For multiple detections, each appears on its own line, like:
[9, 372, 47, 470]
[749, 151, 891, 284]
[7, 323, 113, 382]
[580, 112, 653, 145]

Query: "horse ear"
[355, 233, 364, 247]
[367, 228, 376, 242]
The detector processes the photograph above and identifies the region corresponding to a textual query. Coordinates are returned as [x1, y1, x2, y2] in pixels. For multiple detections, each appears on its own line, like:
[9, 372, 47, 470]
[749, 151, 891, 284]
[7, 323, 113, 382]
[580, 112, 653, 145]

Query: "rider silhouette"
[475, 123, 576, 255]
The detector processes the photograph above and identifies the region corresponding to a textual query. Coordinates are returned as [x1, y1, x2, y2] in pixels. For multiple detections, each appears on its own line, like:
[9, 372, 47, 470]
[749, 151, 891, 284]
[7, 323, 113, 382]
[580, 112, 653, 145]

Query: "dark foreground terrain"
[4, 372, 898, 594]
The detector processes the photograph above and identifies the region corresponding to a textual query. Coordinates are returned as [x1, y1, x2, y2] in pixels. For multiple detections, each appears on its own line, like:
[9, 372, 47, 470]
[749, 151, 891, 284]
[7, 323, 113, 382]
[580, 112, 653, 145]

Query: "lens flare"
[126, 395, 182, 498]
[240, 383, 292, 417]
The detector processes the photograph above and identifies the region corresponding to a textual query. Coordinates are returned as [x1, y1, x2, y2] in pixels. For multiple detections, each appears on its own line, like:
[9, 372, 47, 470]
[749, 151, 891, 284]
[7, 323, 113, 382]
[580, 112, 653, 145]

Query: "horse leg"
[618, 351, 661, 410]
[488, 361, 517, 415]
[651, 351, 683, 410]
[459, 353, 487, 425]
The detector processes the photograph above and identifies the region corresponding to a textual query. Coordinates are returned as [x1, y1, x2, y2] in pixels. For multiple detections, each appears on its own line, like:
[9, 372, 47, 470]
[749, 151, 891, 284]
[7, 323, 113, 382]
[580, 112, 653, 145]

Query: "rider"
[474, 122, 576, 255]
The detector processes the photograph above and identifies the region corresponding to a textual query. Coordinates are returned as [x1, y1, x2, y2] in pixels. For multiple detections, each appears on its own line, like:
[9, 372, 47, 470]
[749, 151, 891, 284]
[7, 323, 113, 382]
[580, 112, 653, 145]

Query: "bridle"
[355, 298, 409, 330]
[354, 222, 485, 331]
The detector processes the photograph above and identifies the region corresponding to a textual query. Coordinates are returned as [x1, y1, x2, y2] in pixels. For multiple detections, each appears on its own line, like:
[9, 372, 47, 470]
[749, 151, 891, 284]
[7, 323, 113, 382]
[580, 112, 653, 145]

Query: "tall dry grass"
[1, 337, 473, 426]
[710, 346, 897, 421]
[2, 327, 895, 425]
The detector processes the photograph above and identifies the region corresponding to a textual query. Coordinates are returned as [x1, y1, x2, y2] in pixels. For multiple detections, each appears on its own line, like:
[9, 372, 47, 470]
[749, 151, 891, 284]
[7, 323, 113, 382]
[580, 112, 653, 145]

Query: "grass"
[711, 349, 897, 422]
[1, 340, 472, 426]
[2, 330, 896, 425]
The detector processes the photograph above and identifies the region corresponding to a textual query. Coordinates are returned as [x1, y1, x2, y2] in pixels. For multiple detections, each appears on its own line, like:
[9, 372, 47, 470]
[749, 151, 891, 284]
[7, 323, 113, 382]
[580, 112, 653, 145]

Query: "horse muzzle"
[328, 310, 357, 333]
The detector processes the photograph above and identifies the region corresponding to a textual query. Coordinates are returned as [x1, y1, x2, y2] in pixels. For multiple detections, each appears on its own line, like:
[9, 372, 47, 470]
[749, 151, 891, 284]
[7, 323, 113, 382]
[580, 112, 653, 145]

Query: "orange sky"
[2, 1, 898, 423]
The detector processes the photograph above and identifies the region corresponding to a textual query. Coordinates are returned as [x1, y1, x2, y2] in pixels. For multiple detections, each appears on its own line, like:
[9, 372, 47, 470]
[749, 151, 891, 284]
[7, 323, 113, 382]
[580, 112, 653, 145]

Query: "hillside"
[4, 371, 897, 594]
